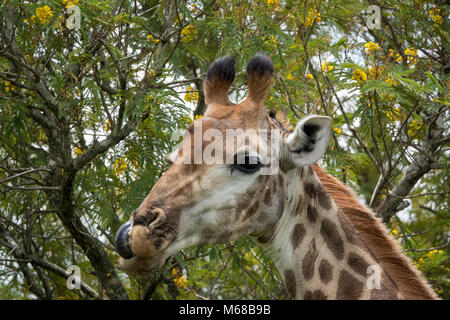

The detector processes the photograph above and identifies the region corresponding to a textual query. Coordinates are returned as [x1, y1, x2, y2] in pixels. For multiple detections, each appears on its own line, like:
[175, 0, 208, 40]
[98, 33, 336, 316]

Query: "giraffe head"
[115, 53, 332, 276]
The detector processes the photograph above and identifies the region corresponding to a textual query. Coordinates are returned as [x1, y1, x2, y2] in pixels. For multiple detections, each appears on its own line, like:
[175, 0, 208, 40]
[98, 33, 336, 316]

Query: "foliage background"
[0, 0, 448, 299]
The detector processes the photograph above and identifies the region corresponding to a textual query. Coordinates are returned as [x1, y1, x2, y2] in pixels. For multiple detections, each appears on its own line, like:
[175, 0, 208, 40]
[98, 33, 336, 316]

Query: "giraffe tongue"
[114, 221, 135, 259]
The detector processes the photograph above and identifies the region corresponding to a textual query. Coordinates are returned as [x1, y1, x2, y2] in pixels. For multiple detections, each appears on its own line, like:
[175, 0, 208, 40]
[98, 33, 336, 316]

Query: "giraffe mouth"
[115, 209, 177, 261]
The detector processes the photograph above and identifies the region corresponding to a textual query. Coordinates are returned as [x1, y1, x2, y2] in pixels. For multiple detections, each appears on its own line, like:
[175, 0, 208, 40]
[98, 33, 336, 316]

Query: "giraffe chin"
[118, 253, 168, 277]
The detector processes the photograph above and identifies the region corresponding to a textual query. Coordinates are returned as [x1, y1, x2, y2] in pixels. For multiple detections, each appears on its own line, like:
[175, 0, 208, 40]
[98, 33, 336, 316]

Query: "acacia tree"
[0, 0, 448, 300]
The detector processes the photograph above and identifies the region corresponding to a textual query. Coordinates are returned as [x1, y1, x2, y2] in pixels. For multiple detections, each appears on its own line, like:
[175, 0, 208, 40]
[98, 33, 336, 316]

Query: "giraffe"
[114, 53, 438, 300]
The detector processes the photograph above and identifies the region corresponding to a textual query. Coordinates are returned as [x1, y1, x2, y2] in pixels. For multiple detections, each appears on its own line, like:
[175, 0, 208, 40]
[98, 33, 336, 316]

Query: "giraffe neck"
[257, 166, 404, 300]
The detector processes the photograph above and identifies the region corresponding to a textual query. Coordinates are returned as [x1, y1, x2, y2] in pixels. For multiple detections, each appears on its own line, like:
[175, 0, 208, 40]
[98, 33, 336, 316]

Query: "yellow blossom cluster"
[181, 25, 196, 42]
[386, 107, 404, 122]
[352, 69, 367, 82]
[147, 34, 160, 44]
[429, 8, 443, 25]
[305, 9, 321, 27]
[35, 5, 53, 24]
[265, 35, 278, 48]
[73, 146, 85, 156]
[368, 65, 382, 79]
[408, 119, 422, 136]
[194, 114, 203, 120]
[113, 158, 127, 177]
[390, 229, 400, 237]
[286, 73, 295, 80]
[333, 127, 342, 135]
[184, 85, 199, 102]
[266, 0, 279, 7]
[104, 118, 111, 132]
[171, 269, 187, 288]
[63, 0, 79, 9]
[414, 249, 444, 269]
[364, 41, 379, 55]
[321, 61, 334, 72]
[306, 73, 314, 80]
[4, 81, 15, 92]
[404, 48, 418, 65]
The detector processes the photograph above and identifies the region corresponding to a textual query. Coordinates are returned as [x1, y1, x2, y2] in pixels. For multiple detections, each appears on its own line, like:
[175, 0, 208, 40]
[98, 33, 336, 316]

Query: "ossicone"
[246, 52, 273, 104]
[204, 56, 235, 106]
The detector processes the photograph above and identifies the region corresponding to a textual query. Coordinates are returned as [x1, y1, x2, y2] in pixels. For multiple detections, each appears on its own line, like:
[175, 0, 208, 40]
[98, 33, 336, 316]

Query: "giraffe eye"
[233, 154, 262, 173]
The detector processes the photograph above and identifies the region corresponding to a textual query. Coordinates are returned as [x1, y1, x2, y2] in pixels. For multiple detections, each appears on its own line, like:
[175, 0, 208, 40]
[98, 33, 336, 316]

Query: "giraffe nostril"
[148, 208, 166, 228]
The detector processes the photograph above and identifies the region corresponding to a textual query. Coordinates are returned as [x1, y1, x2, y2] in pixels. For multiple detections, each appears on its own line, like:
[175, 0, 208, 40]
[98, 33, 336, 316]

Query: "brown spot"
[320, 218, 344, 260]
[306, 205, 318, 223]
[348, 252, 370, 277]
[278, 174, 284, 187]
[292, 195, 304, 216]
[316, 183, 332, 210]
[304, 183, 316, 199]
[304, 289, 327, 300]
[284, 269, 297, 298]
[308, 166, 315, 176]
[302, 239, 318, 280]
[336, 270, 364, 299]
[290, 224, 306, 249]
[243, 200, 259, 221]
[319, 259, 333, 284]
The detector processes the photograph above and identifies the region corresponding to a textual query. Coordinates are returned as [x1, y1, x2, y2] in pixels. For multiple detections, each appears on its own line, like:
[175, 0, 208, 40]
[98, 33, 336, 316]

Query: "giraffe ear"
[284, 115, 332, 167]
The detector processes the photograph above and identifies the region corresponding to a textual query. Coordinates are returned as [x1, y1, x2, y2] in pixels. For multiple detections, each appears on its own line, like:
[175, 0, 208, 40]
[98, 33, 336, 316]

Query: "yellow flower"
[73, 147, 85, 156]
[113, 158, 127, 177]
[35, 5, 53, 24]
[4, 81, 15, 92]
[395, 53, 403, 63]
[23, 19, 29, 24]
[266, 0, 279, 7]
[306, 73, 314, 80]
[147, 34, 160, 44]
[194, 115, 203, 120]
[63, 0, 79, 9]
[333, 127, 342, 135]
[385, 77, 393, 86]
[368, 65, 382, 79]
[429, 8, 443, 25]
[388, 49, 394, 58]
[174, 275, 187, 288]
[386, 107, 404, 122]
[364, 41, 379, 55]
[305, 9, 321, 27]
[404, 48, 418, 65]
[321, 61, 334, 72]
[287, 73, 294, 80]
[104, 118, 111, 132]
[181, 25, 196, 42]
[184, 85, 199, 102]
[407, 119, 422, 136]
[265, 35, 278, 48]
[352, 69, 367, 82]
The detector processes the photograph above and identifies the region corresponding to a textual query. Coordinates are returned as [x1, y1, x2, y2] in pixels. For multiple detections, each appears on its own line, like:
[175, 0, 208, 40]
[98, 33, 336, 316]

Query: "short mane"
[313, 164, 438, 300]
